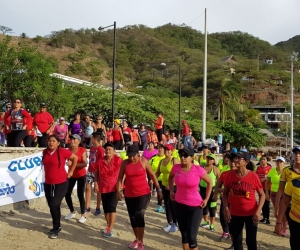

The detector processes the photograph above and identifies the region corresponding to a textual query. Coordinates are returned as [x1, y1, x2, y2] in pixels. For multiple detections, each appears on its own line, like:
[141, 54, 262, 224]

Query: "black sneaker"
[266, 219, 271, 225]
[260, 218, 266, 223]
[48, 227, 61, 234]
[227, 244, 234, 250]
[50, 231, 59, 239]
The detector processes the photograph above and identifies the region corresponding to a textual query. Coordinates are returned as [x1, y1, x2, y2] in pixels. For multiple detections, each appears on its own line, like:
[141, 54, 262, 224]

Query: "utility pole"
[291, 52, 298, 150]
[202, 8, 208, 142]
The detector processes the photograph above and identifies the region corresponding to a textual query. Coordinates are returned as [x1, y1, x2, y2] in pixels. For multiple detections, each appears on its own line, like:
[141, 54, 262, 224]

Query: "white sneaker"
[163, 224, 171, 232]
[78, 216, 86, 223]
[65, 212, 76, 220]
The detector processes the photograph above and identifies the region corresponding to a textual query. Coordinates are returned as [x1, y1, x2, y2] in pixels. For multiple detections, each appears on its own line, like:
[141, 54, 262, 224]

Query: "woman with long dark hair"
[42, 134, 78, 239]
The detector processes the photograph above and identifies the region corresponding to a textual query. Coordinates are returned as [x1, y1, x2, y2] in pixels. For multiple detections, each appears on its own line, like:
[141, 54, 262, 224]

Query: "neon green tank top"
[199, 155, 207, 166]
[220, 165, 230, 173]
[160, 158, 174, 186]
[150, 155, 165, 181]
[200, 166, 217, 187]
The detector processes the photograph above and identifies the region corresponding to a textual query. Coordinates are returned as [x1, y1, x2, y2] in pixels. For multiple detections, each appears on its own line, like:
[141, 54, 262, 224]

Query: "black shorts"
[101, 191, 118, 213]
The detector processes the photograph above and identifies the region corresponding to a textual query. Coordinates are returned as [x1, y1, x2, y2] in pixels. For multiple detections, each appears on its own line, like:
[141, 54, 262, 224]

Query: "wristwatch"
[157, 189, 162, 192]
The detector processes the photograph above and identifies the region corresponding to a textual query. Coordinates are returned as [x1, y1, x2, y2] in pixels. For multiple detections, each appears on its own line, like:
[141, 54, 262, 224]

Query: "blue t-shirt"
[139, 130, 148, 143]
[218, 134, 223, 144]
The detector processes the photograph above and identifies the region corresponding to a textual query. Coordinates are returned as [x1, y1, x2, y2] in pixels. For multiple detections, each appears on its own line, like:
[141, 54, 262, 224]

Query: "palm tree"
[217, 79, 242, 124]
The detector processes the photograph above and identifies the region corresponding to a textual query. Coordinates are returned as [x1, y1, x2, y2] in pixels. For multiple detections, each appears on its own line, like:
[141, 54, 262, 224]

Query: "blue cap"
[232, 148, 238, 153]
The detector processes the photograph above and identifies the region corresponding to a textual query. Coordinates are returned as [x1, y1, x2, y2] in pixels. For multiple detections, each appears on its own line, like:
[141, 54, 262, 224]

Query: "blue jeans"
[218, 143, 222, 153]
[183, 136, 193, 150]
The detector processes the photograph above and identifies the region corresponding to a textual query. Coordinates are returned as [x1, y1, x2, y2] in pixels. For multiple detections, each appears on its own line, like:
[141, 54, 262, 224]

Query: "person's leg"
[85, 173, 93, 211]
[245, 215, 258, 250]
[289, 217, 300, 250]
[199, 188, 209, 225]
[38, 133, 48, 147]
[187, 206, 203, 249]
[15, 130, 27, 146]
[24, 135, 34, 147]
[169, 186, 177, 224]
[125, 196, 139, 240]
[157, 181, 163, 206]
[162, 185, 173, 225]
[76, 176, 86, 215]
[64, 178, 77, 213]
[231, 215, 245, 250]
[45, 181, 69, 230]
[261, 190, 270, 222]
[104, 192, 118, 232]
[220, 198, 229, 234]
[175, 202, 189, 245]
[134, 194, 151, 243]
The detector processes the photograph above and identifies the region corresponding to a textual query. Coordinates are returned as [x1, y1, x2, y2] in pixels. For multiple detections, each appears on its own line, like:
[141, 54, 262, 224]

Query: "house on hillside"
[262, 58, 273, 64]
[241, 75, 255, 82]
[270, 76, 283, 85]
[250, 106, 291, 130]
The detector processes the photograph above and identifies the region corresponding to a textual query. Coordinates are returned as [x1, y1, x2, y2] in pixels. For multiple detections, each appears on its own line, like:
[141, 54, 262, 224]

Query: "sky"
[0, 0, 299, 45]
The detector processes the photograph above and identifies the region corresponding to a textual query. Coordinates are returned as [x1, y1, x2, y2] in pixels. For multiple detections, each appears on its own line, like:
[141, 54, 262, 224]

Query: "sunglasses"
[6, 106, 11, 108]
[41, 106, 46, 108]
[97, 119, 102, 120]
[179, 154, 190, 158]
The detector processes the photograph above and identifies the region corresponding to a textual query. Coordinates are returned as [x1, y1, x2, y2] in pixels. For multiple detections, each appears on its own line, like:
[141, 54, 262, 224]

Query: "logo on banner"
[0, 181, 16, 197]
[29, 179, 44, 197]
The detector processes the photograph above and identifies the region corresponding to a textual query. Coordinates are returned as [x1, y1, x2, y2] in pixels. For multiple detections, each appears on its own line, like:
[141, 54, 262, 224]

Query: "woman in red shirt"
[117, 144, 162, 250]
[42, 134, 78, 239]
[4, 98, 31, 147]
[64, 134, 87, 224]
[33, 103, 54, 147]
[152, 112, 164, 143]
[223, 152, 265, 250]
[112, 119, 124, 150]
[94, 143, 123, 237]
[255, 155, 272, 224]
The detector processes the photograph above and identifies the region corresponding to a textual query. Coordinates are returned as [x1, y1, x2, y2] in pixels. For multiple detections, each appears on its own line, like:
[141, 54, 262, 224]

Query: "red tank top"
[124, 160, 150, 197]
[112, 128, 121, 141]
[68, 147, 86, 178]
[132, 129, 138, 142]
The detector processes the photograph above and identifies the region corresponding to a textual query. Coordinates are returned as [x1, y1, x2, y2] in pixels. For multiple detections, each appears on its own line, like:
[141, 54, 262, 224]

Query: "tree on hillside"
[0, 36, 73, 116]
[0, 25, 13, 35]
[216, 79, 242, 124]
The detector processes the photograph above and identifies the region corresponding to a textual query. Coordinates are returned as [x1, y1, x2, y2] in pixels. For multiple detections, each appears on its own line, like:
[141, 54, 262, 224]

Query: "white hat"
[275, 156, 286, 163]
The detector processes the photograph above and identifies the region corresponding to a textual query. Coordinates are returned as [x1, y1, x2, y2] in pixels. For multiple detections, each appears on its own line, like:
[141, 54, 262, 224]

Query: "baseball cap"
[59, 117, 65, 121]
[70, 134, 81, 142]
[104, 142, 115, 149]
[276, 156, 286, 163]
[114, 119, 121, 125]
[164, 144, 174, 151]
[40, 103, 46, 107]
[178, 147, 194, 157]
[232, 152, 250, 161]
[292, 146, 300, 153]
[207, 153, 216, 160]
[127, 144, 139, 157]
[181, 120, 186, 124]
[125, 141, 133, 146]
[202, 144, 208, 149]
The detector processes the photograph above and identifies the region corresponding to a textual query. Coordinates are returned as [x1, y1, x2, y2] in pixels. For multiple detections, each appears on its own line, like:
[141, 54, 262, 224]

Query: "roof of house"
[220, 55, 237, 64]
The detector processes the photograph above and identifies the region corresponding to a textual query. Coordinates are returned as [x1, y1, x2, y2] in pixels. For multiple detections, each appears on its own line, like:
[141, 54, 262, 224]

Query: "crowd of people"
[2, 99, 300, 250]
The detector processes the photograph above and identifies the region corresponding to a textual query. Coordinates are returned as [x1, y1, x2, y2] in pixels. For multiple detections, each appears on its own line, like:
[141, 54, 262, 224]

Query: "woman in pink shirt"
[169, 147, 212, 250]
[142, 141, 158, 160]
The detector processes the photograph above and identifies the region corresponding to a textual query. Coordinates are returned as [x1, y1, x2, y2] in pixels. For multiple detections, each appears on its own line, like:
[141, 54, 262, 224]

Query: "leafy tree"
[216, 121, 267, 148]
[0, 26, 13, 35]
[216, 79, 242, 123]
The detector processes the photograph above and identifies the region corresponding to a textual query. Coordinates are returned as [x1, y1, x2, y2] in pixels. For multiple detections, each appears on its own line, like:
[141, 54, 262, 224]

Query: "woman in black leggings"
[42, 134, 78, 239]
[169, 147, 212, 250]
[64, 134, 87, 224]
